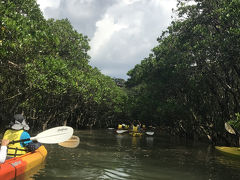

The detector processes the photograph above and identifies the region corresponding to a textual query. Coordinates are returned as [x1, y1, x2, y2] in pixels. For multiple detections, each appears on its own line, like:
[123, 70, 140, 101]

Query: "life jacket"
[3, 129, 28, 157]
[132, 125, 138, 132]
[118, 124, 122, 129]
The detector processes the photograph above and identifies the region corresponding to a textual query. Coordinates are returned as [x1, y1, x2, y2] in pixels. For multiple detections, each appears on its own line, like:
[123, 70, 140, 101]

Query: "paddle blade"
[32, 126, 73, 144]
[58, 135, 80, 148]
[225, 122, 236, 135]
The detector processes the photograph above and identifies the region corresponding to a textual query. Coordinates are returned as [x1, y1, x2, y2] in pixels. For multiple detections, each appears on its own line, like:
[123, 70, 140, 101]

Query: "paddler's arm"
[21, 131, 41, 152]
[0, 139, 10, 163]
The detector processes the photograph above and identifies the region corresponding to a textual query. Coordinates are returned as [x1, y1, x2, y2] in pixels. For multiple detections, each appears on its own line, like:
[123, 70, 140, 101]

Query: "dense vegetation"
[1, 0, 239, 145]
[126, 0, 240, 144]
[0, 0, 127, 131]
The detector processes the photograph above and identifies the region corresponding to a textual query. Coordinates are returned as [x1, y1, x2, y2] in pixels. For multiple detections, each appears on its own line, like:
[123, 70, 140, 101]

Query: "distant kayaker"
[0, 139, 10, 163]
[130, 120, 142, 132]
[2, 114, 41, 158]
[118, 124, 123, 129]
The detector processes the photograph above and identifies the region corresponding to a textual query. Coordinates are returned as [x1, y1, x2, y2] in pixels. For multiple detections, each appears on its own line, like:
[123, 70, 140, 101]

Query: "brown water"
[29, 130, 240, 180]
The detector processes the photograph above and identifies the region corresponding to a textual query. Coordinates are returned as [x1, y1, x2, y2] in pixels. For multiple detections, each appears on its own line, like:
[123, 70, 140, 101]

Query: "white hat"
[11, 114, 30, 131]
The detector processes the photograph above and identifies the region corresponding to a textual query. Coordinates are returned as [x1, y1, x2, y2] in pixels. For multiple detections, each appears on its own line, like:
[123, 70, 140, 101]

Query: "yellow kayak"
[129, 132, 143, 137]
[0, 145, 47, 179]
[215, 146, 240, 158]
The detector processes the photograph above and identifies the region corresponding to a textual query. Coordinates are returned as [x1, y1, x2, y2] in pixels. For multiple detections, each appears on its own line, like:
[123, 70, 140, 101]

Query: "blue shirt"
[20, 131, 32, 147]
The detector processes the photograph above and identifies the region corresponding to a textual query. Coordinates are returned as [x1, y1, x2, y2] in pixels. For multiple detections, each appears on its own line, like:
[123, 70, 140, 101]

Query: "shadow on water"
[31, 130, 240, 180]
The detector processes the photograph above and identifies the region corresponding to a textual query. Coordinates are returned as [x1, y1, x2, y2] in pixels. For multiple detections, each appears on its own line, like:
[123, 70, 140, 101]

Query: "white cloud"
[37, 0, 178, 79]
[89, 0, 177, 79]
[123, 0, 141, 5]
[153, 0, 177, 11]
[37, 0, 60, 11]
[90, 14, 128, 57]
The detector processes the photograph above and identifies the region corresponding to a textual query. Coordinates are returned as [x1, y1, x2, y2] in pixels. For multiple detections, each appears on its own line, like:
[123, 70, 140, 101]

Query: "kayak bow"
[0, 145, 47, 179]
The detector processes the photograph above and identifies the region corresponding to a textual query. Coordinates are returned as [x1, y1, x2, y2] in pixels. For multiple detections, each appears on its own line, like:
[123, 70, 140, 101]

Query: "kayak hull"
[215, 146, 240, 158]
[146, 131, 154, 136]
[129, 132, 143, 137]
[116, 130, 128, 134]
[0, 145, 47, 179]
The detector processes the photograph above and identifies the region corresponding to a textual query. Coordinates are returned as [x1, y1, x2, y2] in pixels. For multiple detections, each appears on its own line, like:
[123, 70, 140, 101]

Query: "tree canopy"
[1, 0, 240, 146]
[126, 0, 240, 143]
[0, 0, 127, 131]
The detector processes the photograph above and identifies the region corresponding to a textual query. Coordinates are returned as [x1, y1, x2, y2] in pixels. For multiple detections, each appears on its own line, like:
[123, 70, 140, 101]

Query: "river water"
[31, 129, 240, 180]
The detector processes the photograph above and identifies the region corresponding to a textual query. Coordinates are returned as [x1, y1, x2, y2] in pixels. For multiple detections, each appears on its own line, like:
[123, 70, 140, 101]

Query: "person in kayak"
[0, 139, 10, 163]
[2, 114, 41, 157]
[130, 120, 142, 133]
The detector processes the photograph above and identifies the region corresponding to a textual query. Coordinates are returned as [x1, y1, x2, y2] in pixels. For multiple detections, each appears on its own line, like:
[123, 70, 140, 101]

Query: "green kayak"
[215, 146, 240, 158]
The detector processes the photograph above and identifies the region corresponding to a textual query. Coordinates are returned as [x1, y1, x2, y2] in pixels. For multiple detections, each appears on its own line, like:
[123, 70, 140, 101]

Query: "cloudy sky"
[36, 0, 178, 80]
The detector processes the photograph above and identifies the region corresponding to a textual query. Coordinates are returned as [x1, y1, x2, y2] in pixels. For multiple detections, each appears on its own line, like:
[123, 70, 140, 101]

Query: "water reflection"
[131, 137, 140, 148]
[146, 136, 154, 147]
[31, 130, 240, 180]
[215, 153, 240, 169]
[116, 134, 125, 148]
[101, 168, 130, 179]
[16, 162, 46, 180]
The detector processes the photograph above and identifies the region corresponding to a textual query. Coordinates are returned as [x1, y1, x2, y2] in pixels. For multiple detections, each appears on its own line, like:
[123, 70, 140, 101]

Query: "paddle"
[8, 126, 74, 145]
[225, 122, 236, 135]
[225, 122, 240, 146]
[58, 135, 80, 148]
